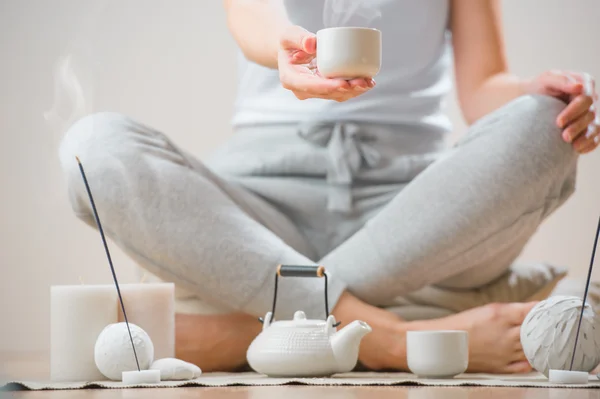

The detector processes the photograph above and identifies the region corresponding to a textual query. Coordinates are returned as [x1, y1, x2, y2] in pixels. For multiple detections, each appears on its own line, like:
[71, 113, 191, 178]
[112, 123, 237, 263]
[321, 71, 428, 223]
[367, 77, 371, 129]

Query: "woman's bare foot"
[332, 291, 537, 374]
[441, 302, 537, 373]
[176, 312, 261, 372]
[332, 291, 412, 371]
[176, 292, 537, 374]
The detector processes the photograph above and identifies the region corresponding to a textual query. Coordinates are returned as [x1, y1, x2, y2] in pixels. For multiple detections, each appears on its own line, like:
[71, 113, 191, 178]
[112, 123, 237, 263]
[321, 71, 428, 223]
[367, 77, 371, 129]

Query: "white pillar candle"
[119, 283, 175, 360]
[51, 282, 175, 382]
[50, 285, 117, 382]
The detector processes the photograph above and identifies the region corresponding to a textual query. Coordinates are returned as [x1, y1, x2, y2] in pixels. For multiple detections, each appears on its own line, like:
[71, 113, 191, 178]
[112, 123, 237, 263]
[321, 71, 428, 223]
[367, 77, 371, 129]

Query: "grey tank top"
[231, 0, 452, 135]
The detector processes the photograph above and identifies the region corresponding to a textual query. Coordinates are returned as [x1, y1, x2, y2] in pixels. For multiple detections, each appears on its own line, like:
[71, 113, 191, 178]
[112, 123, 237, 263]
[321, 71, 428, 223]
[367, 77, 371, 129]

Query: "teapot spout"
[330, 320, 372, 373]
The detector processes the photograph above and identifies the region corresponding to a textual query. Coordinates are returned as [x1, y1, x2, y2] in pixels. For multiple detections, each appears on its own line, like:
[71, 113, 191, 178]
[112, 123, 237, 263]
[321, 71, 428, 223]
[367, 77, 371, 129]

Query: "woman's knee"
[467, 94, 577, 177]
[508, 96, 579, 209]
[58, 112, 133, 173]
[511, 95, 578, 193]
[58, 112, 140, 217]
[498, 95, 575, 163]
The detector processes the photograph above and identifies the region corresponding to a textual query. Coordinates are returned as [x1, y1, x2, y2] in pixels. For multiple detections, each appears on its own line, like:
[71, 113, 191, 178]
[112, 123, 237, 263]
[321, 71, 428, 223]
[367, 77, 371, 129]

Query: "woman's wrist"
[224, 0, 293, 69]
[270, 22, 293, 68]
[519, 76, 535, 96]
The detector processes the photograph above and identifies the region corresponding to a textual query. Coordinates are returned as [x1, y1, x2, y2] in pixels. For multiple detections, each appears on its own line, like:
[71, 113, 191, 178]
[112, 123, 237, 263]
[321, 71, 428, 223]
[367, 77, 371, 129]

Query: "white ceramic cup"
[406, 330, 469, 378]
[316, 27, 382, 80]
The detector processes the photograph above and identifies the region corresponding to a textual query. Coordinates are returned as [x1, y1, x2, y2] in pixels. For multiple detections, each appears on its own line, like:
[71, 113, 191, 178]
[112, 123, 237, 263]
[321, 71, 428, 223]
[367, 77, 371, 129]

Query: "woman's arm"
[222, 0, 290, 68]
[450, 0, 598, 154]
[222, 0, 374, 100]
[450, 0, 524, 124]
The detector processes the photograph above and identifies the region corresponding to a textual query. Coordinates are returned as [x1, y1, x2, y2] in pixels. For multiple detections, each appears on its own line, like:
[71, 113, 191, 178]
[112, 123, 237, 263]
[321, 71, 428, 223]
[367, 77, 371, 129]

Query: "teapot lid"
[270, 311, 327, 328]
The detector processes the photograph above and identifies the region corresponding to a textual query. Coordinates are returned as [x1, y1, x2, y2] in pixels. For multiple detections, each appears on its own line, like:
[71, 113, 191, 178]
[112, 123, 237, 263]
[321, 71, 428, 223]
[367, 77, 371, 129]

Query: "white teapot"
[245, 264, 372, 377]
[247, 310, 371, 377]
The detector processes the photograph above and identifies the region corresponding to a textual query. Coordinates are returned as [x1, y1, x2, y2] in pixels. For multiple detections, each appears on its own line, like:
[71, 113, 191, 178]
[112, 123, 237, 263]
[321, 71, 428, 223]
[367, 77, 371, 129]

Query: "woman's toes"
[503, 360, 532, 374]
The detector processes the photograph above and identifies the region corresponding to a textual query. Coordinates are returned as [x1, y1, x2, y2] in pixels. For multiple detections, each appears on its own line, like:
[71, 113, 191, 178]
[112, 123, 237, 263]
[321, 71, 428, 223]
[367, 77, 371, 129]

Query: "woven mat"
[2, 372, 600, 391]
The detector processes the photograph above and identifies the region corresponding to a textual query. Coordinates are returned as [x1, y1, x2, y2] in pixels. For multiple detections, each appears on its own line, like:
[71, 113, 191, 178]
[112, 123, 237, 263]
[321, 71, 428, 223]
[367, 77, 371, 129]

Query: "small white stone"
[122, 369, 161, 385]
[94, 322, 154, 381]
[150, 358, 202, 380]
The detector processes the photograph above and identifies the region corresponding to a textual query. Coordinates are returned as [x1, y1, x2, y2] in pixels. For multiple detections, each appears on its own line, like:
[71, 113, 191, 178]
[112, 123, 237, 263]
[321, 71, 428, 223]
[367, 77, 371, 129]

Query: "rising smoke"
[44, 52, 92, 133]
[322, 0, 382, 28]
[45, 2, 107, 136]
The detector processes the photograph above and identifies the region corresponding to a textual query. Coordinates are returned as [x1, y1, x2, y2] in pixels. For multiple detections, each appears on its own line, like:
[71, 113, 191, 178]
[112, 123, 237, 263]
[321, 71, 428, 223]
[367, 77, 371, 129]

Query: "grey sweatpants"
[59, 95, 577, 320]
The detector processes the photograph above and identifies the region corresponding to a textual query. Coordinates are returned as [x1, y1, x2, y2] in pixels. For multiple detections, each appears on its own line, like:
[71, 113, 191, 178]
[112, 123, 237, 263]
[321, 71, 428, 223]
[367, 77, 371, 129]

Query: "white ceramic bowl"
[316, 27, 381, 80]
[406, 330, 469, 378]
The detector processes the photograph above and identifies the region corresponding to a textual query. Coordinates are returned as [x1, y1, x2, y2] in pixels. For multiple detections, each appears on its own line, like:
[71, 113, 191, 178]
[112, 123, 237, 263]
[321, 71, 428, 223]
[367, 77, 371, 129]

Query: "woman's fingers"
[560, 71, 600, 154]
[573, 119, 598, 146]
[296, 88, 371, 102]
[286, 75, 347, 96]
[579, 141, 600, 154]
[348, 78, 374, 91]
[280, 25, 316, 54]
[291, 51, 315, 65]
[278, 32, 375, 102]
[280, 26, 317, 66]
[282, 68, 374, 101]
[574, 129, 600, 154]
[557, 94, 594, 131]
[577, 71, 596, 97]
[279, 54, 347, 94]
[296, 91, 347, 101]
[541, 71, 584, 98]
[291, 79, 365, 101]
[564, 110, 596, 144]
[288, 78, 373, 101]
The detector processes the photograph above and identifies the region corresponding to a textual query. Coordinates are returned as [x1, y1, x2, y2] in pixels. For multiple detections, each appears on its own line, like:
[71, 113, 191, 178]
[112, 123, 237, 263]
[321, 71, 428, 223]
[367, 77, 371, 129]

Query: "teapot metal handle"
[258, 265, 341, 327]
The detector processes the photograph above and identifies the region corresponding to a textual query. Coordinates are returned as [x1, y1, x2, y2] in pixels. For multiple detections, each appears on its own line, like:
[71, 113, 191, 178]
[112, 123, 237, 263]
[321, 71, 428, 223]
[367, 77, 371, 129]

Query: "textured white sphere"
[520, 295, 600, 376]
[94, 322, 154, 380]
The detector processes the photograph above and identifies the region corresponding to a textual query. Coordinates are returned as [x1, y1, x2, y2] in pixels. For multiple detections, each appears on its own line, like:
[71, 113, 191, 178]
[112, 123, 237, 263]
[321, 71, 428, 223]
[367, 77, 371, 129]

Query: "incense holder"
[520, 295, 600, 377]
[548, 369, 589, 385]
[94, 322, 154, 380]
[122, 369, 161, 385]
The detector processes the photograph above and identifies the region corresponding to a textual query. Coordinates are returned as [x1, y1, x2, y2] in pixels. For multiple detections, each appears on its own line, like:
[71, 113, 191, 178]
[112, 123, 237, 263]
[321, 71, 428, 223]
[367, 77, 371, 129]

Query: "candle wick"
[75, 156, 141, 372]
[569, 215, 600, 371]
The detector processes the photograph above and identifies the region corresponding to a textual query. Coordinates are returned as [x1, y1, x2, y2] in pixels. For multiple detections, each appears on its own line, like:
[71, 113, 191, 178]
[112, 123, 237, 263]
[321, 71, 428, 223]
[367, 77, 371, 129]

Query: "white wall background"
[1, 0, 599, 354]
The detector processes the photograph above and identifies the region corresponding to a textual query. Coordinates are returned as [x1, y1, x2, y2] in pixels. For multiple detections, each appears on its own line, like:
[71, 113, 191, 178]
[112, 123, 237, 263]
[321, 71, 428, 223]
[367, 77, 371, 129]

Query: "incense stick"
[569, 215, 600, 371]
[75, 156, 141, 372]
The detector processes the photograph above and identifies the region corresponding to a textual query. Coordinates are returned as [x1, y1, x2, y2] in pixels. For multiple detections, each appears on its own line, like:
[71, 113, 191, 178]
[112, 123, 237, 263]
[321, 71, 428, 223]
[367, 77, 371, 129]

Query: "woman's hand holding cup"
[277, 25, 375, 102]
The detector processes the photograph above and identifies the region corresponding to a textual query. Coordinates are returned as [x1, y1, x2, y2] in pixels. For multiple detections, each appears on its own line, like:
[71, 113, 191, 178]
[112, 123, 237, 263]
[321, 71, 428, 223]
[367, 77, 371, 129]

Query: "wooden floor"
[1, 353, 596, 398]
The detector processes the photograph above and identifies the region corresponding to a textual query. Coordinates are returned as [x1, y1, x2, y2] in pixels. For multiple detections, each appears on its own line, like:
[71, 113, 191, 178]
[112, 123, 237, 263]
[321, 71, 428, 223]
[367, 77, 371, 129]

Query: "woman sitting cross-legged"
[59, 0, 598, 373]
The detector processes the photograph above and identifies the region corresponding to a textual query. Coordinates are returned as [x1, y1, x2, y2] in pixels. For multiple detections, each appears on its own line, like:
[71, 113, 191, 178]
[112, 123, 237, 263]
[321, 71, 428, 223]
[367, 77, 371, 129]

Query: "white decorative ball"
[94, 322, 154, 380]
[520, 295, 600, 376]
